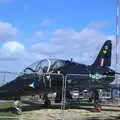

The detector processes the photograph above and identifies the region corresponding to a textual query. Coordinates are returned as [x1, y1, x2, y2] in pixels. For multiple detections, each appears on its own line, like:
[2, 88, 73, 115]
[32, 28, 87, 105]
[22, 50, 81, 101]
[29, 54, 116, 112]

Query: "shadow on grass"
[0, 101, 119, 114]
[20, 101, 120, 113]
[86, 116, 120, 120]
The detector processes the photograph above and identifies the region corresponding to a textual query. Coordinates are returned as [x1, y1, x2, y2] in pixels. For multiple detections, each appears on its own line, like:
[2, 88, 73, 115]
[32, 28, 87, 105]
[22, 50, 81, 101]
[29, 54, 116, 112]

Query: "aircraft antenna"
[70, 58, 73, 62]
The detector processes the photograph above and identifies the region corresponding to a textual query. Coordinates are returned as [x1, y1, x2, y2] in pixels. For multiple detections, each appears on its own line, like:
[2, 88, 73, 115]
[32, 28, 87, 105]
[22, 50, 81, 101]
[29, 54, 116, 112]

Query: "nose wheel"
[8, 100, 22, 114]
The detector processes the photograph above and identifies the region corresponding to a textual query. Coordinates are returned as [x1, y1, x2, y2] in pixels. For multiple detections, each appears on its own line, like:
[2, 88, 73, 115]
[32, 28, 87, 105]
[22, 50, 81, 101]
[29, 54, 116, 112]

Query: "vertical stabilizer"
[92, 40, 112, 67]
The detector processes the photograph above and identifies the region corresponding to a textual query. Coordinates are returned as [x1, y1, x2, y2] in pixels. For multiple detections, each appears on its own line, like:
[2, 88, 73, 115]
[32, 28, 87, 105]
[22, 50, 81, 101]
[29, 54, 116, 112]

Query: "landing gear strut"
[93, 90, 101, 112]
[44, 94, 51, 108]
[9, 100, 22, 114]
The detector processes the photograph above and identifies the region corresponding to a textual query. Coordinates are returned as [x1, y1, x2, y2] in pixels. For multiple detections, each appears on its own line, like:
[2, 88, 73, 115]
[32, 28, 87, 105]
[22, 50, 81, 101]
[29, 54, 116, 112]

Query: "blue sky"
[0, 0, 117, 73]
[0, 0, 115, 41]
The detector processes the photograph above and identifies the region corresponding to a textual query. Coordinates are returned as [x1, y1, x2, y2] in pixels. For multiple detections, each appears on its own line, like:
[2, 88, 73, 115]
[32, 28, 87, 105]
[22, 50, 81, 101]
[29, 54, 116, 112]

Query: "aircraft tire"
[55, 92, 62, 103]
[8, 107, 22, 114]
[15, 107, 22, 114]
[94, 105, 101, 112]
[44, 99, 51, 108]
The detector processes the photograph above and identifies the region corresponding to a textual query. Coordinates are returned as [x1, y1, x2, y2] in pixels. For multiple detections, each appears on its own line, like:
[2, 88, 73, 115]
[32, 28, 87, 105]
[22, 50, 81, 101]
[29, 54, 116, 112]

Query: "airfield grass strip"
[0, 102, 16, 116]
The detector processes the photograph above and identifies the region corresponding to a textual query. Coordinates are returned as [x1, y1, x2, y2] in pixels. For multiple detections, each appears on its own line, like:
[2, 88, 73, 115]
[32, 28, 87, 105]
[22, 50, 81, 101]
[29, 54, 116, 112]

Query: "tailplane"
[92, 40, 112, 67]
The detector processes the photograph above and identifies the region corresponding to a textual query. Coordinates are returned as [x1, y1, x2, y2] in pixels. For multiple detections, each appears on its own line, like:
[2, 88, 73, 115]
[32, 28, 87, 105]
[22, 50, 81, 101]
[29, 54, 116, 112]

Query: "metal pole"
[116, 0, 119, 64]
[60, 75, 66, 120]
[115, 0, 120, 104]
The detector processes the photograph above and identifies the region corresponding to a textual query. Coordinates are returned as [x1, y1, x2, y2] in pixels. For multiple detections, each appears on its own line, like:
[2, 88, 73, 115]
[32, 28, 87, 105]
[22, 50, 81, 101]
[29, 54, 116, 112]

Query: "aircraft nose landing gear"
[13, 100, 22, 114]
[9, 107, 22, 114]
[8, 100, 22, 114]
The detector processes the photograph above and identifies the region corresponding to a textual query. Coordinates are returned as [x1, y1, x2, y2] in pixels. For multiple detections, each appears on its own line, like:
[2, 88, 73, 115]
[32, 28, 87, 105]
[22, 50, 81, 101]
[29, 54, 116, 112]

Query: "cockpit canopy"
[23, 58, 65, 74]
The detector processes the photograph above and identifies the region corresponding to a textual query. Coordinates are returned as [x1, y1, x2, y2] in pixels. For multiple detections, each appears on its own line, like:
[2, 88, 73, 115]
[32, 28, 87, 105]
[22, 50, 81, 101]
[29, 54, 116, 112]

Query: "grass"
[0, 102, 18, 120]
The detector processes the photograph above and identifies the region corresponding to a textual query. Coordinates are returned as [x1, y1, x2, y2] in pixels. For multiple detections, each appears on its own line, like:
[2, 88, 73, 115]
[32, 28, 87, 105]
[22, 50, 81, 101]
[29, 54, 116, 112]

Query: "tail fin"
[92, 40, 112, 67]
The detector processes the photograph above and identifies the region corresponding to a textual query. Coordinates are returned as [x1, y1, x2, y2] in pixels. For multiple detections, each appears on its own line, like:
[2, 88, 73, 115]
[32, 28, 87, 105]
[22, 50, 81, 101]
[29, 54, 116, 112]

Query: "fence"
[0, 72, 120, 120]
[0, 71, 18, 86]
[0, 71, 119, 104]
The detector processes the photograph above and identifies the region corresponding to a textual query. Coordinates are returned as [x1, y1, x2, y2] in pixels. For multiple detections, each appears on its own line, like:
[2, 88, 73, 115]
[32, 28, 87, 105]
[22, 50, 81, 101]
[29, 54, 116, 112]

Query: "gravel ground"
[20, 106, 120, 120]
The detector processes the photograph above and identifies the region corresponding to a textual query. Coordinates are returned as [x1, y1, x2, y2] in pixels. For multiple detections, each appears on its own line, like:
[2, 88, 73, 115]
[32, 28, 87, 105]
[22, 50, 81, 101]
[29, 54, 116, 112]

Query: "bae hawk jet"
[0, 40, 118, 113]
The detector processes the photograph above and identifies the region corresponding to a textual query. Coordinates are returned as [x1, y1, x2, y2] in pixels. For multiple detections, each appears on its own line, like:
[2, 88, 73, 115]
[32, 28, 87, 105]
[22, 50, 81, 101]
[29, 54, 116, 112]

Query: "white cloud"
[0, 22, 18, 41]
[51, 28, 104, 46]
[40, 19, 51, 27]
[30, 28, 114, 64]
[0, 41, 26, 60]
[0, 40, 47, 72]
[0, 41, 40, 73]
[0, 27, 117, 73]
[88, 21, 108, 29]
[2, 41, 25, 53]
[34, 31, 45, 40]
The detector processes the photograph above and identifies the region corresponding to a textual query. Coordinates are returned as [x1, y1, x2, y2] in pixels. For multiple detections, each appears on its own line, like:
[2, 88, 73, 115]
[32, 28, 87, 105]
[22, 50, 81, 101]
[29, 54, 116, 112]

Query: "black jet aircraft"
[0, 40, 117, 112]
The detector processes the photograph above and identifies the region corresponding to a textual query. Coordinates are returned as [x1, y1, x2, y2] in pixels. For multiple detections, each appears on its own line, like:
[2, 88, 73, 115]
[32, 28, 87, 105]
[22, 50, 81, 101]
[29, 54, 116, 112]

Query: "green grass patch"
[0, 102, 13, 109]
[0, 102, 18, 120]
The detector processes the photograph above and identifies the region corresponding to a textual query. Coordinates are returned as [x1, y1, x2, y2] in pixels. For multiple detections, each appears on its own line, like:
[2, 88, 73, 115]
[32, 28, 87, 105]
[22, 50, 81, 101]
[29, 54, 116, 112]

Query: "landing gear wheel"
[8, 107, 22, 114]
[44, 99, 51, 108]
[15, 107, 22, 114]
[94, 104, 101, 112]
[44, 94, 51, 108]
[55, 92, 62, 103]
[10, 100, 22, 114]
[92, 90, 102, 112]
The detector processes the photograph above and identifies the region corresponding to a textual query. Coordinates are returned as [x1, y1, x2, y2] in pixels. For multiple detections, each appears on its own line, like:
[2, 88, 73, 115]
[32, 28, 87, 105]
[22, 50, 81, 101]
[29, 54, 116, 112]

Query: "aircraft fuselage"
[0, 61, 115, 100]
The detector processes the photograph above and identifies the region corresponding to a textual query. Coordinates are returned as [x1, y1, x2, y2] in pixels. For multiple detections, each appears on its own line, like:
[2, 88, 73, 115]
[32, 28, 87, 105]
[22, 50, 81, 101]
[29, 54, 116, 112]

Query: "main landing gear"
[44, 94, 51, 108]
[93, 90, 102, 112]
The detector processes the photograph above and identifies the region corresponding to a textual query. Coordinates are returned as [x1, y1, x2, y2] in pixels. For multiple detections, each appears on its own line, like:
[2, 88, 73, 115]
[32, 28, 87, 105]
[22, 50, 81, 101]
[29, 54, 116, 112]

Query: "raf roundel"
[28, 82, 35, 89]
